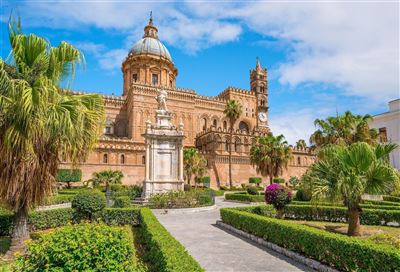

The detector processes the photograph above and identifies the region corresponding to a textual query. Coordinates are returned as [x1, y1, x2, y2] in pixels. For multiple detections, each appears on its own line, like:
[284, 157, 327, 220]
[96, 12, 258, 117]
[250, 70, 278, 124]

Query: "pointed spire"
[256, 56, 261, 69]
[149, 11, 153, 26]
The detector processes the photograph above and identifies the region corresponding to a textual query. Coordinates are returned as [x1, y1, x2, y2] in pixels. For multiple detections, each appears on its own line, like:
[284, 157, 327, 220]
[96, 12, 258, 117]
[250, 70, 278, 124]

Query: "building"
[61, 16, 315, 188]
[369, 99, 400, 170]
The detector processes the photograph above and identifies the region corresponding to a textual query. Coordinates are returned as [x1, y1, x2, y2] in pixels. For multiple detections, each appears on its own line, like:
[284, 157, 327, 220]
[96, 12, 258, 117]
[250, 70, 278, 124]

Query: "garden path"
[153, 197, 315, 272]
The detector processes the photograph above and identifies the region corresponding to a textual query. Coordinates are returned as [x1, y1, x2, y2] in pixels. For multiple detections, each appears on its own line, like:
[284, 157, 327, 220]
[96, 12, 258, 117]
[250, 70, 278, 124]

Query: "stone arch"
[234, 137, 242, 153]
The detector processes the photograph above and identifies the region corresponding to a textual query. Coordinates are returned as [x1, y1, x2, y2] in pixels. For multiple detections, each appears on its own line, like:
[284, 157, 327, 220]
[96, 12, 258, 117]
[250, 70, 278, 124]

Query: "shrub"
[184, 184, 192, 191]
[197, 176, 211, 187]
[101, 208, 141, 226]
[249, 177, 262, 185]
[246, 186, 259, 195]
[288, 176, 300, 189]
[291, 201, 400, 211]
[71, 190, 106, 221]
[110, 184, 124, 192]
[220, 185, 229, 190]
[383, 195, 400, 202]
[148, 191, 213, 209]
[363, 199, 400, 207]
[272, 178, 285, 184]
[113, 196, 132, 208]
[16, 223, 138, 271]
[294, 189, 312, 201]
[28, 208, 74, 231]
[225, 193, 264, 202]
[284, 204, 400, 226]
[138, 208, 203, 271]
[56, 169, 82, 188]
[265, 184, 292, 215]
[220, 208, 400, 271]
[0, 208, 13, 236]
[112, 185, 143, 200]
[43, 194, 75, 205]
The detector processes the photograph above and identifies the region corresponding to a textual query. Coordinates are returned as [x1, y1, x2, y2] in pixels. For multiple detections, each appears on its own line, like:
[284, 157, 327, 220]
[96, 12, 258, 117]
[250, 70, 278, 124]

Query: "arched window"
[213, 119, 217, 127]
[234, 140, 241, 152]
[223, 121, 227, 130]
[142, 155, 145, 165]
[297, 157, 301, 166]
[103, 154, 108, 164]
[225, 140, 229, 151]
[202, 118, 207, 130]
[239, 121, 249, 133]
[120, 154, 125, 164]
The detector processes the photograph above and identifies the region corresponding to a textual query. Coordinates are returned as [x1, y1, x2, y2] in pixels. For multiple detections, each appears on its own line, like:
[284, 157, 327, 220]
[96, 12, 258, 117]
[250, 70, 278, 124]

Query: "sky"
[0, 0, 399, 145]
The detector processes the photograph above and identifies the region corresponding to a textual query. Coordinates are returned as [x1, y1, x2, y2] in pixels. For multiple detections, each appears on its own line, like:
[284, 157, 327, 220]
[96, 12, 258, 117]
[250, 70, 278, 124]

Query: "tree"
[0, 18, 104, 258]
[250, 134, 292, 184]
[310, 111, 378, 149]
[183, 148, 207, 188]
[90, 170, 123, 207]
[309, 142, 399, 236]
[295, 139, 307, 149]
[223, 100, 242, 189]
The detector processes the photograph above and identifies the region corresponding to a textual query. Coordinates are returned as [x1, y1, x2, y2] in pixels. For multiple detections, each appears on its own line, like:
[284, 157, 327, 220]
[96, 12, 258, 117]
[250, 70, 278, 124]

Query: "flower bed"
[225, 192, 264, 202]
[220, 207, 400, 271]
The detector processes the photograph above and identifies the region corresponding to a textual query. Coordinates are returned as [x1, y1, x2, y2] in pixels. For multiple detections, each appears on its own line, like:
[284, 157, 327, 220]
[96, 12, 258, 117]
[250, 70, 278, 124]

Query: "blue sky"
[1, 1, 399, 144]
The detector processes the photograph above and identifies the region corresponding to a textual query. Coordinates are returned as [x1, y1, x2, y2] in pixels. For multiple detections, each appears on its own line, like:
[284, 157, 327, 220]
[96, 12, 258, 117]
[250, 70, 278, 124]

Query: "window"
[103, 154, 108, 164]
[379, 127, 387, 142]
[225, 140, 230, 151]
[239, 121, 249, 133]
[297, 157, 301, 166]
[223, 121, 227, 130]
[170, 80, 173, 86]
[213, 119, 217, 127]
[105, 126, 111, 134]
[120, 154, 125, 164]
[142, 155, 146, 165]
[234, 140, 241, 152]
[202, 118, 207, 131]
[152, 74, 158, 85]
[132, 74, 138, 82]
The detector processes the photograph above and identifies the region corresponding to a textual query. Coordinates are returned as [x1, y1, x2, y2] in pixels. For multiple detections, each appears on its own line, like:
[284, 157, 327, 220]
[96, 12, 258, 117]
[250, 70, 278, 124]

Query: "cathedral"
[61, 16, 315, 188]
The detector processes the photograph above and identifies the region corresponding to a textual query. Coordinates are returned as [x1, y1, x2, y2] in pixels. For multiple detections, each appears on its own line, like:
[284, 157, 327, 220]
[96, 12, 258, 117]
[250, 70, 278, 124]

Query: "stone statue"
[156, 89, 168, 111]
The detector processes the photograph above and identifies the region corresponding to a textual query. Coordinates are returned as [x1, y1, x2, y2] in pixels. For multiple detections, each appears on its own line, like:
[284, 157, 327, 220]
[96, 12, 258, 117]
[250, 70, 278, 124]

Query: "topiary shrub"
[16, 223, 139, 271]
[246, 186, 259, 195]
[294, 188, 311, 201]
[56, 169, 82, 188]
[249, 177, 262, 185]
[113, 196, 131, 208]
[265, 184, 292, 218]
[272, 178, 285, 184]
[71, 190, 105, 221]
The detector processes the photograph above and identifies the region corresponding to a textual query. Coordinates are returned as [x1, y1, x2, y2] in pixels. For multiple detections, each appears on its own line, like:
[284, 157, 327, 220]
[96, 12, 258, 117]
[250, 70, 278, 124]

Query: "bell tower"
[250, 57, 268, 129]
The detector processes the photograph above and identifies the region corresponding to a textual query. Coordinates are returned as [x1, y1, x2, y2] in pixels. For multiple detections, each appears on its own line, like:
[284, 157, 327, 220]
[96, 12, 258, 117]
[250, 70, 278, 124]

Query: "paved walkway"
[153, 197, 315, 272]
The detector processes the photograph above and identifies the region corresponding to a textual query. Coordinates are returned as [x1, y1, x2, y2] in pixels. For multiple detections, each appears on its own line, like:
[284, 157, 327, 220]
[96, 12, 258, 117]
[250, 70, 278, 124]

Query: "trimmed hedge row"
[364, 199, 400, 207]
[284, 205, 400, 226]
[138, 208, 203, 272]
[0, 207, 142, 235]
[291, 201, 400, 211]
[225, 192, 264, 202]
[43, 194, 75, 205]
[220, 208, 400, 271]
[384, 196, 400, 203]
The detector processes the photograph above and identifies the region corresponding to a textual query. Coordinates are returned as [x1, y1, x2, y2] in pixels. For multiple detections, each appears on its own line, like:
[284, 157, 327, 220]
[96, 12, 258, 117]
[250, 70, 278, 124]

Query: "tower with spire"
[250, 57, 269, 128]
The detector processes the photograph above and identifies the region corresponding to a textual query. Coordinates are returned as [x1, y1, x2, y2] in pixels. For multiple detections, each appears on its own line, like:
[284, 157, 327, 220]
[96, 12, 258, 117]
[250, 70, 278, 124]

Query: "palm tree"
[309, 142, 399, 236]
[295, 139, 307, 149]
[0, 18, 104, 258]
[224, 100, 242, 189]
[90, 170, 123, 207]
[183, 148, 207, 188]
[250, 134, 292, 184]
[310, 111, 378, 148]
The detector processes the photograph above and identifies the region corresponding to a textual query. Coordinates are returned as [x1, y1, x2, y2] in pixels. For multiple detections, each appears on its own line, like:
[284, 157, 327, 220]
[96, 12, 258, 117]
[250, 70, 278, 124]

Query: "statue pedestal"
[142, 109, 185, 199]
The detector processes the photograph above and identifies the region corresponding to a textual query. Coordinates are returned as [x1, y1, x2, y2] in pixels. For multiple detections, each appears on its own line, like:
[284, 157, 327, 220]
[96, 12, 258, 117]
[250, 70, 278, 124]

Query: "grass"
[285, 219, 400, 249]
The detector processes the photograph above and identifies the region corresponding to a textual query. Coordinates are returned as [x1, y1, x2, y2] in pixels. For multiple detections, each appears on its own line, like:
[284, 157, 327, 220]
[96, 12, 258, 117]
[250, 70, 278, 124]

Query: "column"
[179, 144, 184, 182]
[145, 141, 150, 181]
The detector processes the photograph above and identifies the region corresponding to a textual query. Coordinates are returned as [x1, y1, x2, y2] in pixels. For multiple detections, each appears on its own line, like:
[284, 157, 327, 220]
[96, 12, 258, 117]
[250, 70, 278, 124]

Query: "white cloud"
[98, 49, 127, 70]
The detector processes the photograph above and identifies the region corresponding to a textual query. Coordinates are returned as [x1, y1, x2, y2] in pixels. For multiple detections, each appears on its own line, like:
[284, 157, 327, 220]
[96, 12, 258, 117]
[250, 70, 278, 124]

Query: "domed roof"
[130, 37, 172, 62]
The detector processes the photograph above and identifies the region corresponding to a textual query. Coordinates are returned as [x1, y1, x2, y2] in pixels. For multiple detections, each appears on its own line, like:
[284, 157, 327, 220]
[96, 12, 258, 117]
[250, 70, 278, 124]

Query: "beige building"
[370, 99, 400, 170]
[61, 17, 315, 188]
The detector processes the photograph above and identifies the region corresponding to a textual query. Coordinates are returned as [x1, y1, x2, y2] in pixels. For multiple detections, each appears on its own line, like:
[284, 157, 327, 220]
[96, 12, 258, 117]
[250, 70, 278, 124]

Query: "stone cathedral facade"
[61, 17, 315, 188]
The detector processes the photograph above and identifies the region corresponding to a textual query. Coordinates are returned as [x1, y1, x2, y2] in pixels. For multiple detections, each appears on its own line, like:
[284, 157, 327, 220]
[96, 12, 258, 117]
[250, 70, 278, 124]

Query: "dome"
[130, 37, 172, 62]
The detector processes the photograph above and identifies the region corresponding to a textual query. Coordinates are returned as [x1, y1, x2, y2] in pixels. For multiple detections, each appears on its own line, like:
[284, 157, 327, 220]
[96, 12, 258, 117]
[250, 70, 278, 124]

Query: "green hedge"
[138, 208, 203, 272]
[56, 169, 82, 182]
[364, 199, 400, 207]
[102, 208, 141, 226]
[249, 177, 262, 184]
[43, 194, 75, 205]
[284, 205, 400, 226]
[28, 208, 74, 231]
[383, 196, 400, 203]
[291, 201, 400, 211]
[225, 193, 264, 202]
[0, 209, 13, 236]
[220, 208, 400, 271]
[16, 223, 138, 271]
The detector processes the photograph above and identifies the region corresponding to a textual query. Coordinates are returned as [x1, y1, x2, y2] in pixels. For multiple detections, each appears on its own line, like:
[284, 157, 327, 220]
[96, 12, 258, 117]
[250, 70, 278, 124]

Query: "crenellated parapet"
[217, 86, 255, 100]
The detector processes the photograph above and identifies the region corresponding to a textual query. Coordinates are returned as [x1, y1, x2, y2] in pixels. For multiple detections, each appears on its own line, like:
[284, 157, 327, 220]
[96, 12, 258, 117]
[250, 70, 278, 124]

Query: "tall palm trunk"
[228, 121, 233, 189]
[347, 206, 362, 236]
[3, 208, 29, 260]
